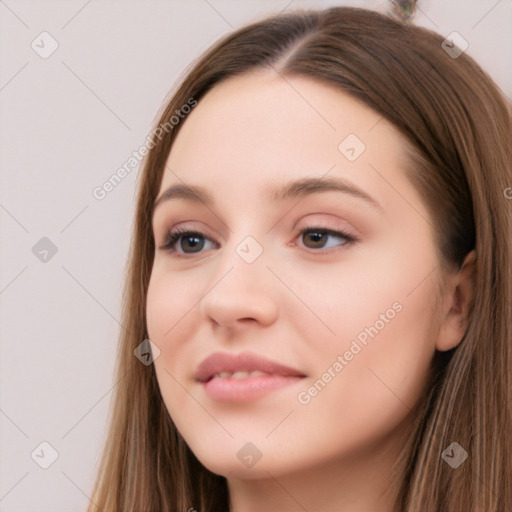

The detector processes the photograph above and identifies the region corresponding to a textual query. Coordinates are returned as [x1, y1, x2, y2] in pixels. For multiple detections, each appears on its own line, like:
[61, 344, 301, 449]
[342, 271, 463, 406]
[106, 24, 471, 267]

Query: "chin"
[189, 440, 304, 481]
[192, 453, 264, 479]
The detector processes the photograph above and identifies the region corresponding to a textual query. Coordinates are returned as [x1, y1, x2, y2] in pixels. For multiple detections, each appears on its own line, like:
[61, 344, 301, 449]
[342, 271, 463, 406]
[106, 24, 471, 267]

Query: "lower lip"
[201, 375, 304, 402]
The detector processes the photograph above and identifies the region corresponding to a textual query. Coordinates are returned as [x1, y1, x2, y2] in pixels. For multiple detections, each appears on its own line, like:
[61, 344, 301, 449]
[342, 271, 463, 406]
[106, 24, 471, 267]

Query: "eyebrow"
[152, 176, 381, 217]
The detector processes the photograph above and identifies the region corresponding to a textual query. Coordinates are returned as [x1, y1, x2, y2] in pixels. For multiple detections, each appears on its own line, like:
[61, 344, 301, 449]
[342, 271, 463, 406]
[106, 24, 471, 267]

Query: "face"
[146, 70, 443, 479]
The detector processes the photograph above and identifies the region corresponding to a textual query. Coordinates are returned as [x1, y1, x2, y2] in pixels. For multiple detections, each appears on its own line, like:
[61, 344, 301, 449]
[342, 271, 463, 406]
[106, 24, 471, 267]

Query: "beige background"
[0, 1, 510, 510]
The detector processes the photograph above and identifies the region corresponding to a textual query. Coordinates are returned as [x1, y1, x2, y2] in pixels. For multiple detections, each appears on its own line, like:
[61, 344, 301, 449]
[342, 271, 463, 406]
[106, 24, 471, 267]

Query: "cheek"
[146, 272, 200, 423]
[284, 242, 437, 349]
[146, 276, 175, 341]
[146, 271, 203, 386]
[289, 241, 439, 412]
[146, 269, 202, 342]
[289, 285, 437, 460]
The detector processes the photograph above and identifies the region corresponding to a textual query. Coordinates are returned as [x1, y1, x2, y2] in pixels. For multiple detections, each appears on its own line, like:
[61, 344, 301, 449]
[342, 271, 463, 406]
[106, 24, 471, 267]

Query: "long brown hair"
[87, 7, 511, 511]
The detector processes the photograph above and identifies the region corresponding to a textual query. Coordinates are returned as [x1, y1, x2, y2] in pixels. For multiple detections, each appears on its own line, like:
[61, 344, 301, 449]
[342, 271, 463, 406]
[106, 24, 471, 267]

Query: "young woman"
[88, 6, 511, 511]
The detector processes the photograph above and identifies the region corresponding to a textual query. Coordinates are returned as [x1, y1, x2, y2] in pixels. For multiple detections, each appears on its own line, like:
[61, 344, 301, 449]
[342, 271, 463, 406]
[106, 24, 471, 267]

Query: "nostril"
[238, 317, 258, 324]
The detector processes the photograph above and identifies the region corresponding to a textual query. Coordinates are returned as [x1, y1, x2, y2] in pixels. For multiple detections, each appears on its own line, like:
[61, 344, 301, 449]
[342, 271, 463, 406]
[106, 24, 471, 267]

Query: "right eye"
[160, 227, 218, 255]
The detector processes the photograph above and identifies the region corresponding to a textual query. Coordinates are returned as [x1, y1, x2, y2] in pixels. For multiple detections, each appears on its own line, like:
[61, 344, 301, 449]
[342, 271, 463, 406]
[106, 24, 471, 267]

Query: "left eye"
[299, 227, 356, 250]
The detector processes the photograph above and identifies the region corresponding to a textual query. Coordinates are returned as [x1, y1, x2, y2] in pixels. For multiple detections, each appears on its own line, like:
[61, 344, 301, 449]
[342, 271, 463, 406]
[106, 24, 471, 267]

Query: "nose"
[198, 242, 279, 333]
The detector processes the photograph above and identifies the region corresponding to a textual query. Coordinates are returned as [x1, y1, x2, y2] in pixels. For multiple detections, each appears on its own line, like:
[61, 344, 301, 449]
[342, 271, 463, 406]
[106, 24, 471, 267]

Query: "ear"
[435, 250, 477, 352]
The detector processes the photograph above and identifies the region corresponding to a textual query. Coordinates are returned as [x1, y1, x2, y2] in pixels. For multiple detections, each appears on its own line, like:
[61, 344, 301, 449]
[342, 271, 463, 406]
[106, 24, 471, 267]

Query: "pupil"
[305, 231, 325, 248]
[182, 235, 204, 252]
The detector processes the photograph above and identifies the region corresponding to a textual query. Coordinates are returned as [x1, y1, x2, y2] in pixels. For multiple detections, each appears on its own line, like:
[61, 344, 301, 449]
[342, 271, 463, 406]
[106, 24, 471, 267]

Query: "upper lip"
[194, 351, 306, 382]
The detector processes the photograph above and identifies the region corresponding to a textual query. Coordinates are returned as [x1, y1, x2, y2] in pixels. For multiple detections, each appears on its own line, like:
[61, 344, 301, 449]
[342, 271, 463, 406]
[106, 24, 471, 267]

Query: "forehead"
[171, 70, 384, 159]
[159, 70, 423, 219]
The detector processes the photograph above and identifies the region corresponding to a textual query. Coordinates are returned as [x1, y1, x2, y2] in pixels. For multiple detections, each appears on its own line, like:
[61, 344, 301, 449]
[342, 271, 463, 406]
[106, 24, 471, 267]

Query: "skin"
[146, 70, 476, 512]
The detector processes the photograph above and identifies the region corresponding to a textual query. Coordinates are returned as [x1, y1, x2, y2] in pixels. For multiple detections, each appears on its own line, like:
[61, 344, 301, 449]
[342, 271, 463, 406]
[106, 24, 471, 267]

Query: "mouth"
[195, 351, 306, 402]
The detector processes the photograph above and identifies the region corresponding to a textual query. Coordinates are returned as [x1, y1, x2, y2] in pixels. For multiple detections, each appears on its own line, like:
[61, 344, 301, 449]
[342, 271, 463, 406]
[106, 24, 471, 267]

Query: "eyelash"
[159, 226, 358, 256]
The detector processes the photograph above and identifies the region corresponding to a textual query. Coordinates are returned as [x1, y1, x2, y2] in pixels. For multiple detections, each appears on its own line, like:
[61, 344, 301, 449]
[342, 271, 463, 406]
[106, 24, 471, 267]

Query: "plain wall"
[0, 1, 510, 510]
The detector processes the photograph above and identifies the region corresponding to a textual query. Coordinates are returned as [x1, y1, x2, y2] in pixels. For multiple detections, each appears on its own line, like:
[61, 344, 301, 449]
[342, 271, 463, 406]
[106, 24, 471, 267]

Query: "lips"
[194, 351, 306, 382]
[195, 351, 306, 402]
